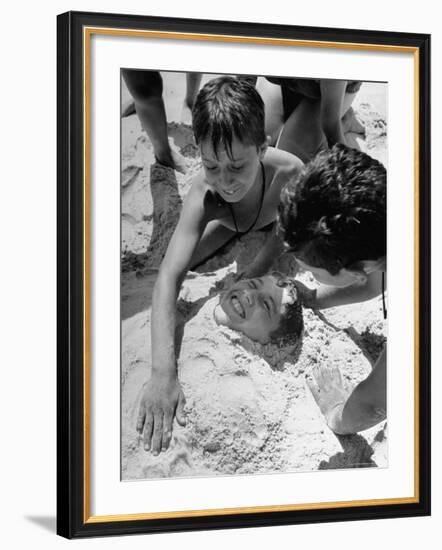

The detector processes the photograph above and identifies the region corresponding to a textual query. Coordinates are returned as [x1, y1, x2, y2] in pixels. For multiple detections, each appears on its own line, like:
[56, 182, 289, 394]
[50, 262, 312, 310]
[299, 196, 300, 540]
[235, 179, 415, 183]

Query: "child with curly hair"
[278, 144, 387, 434]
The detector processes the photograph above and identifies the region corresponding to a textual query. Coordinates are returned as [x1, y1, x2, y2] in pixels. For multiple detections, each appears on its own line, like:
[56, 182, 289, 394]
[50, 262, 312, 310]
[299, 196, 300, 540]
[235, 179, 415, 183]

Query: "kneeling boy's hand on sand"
[136, 376, 187, 455]
[306, 365, 348, 429]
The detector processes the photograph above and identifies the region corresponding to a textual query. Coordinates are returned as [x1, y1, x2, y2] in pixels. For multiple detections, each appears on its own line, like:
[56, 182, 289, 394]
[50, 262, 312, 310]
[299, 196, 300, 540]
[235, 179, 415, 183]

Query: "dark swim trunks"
[265, 77, 362, 121]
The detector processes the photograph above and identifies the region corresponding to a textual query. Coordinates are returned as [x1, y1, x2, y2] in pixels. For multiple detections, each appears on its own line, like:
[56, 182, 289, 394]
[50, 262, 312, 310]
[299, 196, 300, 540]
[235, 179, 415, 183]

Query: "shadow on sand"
[121, 162, 182, 321]
[319, 433, 377, 469]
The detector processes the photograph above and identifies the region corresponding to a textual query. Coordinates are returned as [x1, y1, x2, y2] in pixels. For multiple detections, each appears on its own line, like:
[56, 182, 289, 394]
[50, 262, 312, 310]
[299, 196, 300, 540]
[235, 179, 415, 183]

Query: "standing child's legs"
[256, 77, 285, 146]
[181, 72, 203, 125]
[276, 92, 363, 162]
[122, 69, 187, 173]
[277, 98, 325, 162]
[340, 94, 366, 149]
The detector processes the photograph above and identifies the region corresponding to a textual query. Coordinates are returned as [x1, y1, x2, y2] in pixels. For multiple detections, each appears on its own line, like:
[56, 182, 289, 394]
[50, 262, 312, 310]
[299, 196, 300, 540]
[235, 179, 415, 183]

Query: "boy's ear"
[258, 137, 270, 159]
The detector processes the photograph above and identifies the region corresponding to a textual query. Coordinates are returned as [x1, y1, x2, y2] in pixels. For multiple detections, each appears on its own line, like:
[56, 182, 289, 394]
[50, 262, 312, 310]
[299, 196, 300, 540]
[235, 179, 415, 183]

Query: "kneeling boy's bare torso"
[196, 147, 303, 232]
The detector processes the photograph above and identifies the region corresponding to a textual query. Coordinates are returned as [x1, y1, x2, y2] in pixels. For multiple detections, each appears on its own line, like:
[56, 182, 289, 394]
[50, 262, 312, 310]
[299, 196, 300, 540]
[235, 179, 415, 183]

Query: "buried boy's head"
[214, 273, 303, 345]
[278, 144, 386, 287]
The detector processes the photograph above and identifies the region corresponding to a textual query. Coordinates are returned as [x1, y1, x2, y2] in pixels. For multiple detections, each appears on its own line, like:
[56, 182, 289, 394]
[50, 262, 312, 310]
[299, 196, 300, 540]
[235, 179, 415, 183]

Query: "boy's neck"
[236, 161, 264, 209]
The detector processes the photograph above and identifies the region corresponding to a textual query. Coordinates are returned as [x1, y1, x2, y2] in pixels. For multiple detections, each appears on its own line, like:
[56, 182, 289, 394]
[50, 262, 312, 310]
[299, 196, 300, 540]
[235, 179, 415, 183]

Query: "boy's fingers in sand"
[329, 365, 344, 386]
[162, 412, 174, 451]
[176, 392, 187, 427]
[305, 371, 320, 401]
[310, 365, 320, 385]
[136, 400, 146, 434]
[142, 412, 154, 451]
[318, 365, 344, 392]
[316, 365, 328, 386]
[150, 413, 164, 456]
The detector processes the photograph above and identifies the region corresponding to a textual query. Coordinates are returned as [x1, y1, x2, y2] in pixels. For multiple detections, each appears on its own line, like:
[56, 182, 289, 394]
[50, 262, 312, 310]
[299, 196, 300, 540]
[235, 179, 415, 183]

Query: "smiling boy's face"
[214, 273, 298, 343]
[200, 136, 267, 203]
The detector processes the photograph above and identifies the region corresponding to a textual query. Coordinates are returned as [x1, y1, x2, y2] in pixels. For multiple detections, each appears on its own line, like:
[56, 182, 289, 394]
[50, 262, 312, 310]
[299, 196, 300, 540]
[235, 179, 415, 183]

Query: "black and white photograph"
[120, 70, 388, 481]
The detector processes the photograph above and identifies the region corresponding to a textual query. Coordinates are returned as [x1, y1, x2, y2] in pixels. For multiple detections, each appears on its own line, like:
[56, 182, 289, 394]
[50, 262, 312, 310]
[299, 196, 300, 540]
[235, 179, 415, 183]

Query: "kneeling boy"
[137, 76, 303, 455]
[278, 144, 387, 434]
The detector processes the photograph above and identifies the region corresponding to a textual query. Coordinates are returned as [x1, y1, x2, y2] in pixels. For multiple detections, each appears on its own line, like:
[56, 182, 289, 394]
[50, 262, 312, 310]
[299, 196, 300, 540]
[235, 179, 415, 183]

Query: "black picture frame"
[57, 10, 431, 539]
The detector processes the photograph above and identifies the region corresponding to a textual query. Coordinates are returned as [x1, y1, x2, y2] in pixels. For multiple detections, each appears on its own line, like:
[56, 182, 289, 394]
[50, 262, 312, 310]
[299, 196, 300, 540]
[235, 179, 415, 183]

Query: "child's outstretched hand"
[306, 365, 349, 429]
[136, 376, 186, 455]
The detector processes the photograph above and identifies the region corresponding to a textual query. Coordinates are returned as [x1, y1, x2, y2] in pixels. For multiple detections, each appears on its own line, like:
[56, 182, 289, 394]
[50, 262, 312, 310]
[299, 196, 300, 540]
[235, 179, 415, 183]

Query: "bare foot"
[180, 101, 193, 126]
[122, 99, 136, 118]
[342, 107, 366, 136]
[155, 147, 187, 174]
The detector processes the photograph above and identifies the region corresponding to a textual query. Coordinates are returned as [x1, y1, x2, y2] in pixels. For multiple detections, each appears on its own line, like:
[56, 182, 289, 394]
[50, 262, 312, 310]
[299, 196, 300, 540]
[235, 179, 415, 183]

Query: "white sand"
[121, 74, 388, 480]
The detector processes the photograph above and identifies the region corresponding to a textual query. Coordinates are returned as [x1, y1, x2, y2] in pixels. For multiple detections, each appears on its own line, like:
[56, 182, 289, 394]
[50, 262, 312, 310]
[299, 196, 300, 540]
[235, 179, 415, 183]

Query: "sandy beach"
[121, 73, 388, 481]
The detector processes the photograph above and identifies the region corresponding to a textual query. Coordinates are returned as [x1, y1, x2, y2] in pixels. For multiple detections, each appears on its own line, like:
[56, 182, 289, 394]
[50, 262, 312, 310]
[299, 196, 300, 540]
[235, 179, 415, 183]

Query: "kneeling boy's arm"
[328, 348, 386, 434]
[244, 225, 286, 278]
[313, 271, 383, 310]
[141, 187, 208, 452]
[151, 184, 209, 378]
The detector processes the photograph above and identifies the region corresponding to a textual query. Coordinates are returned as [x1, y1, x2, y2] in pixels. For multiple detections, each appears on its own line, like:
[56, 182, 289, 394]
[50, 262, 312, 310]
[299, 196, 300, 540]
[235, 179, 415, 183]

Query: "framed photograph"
[57, 11, 431, 539]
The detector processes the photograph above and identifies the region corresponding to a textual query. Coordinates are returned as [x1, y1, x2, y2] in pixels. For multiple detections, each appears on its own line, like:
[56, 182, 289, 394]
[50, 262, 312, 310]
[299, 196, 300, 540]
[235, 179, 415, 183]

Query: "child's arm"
[296, 270, 383, 310]
[307, 347, 386, 434]
[243, 154, 303, 278]
[319, 80, 348, 147]
[136, 183, 208, 455]
[241, 224, 286, 278]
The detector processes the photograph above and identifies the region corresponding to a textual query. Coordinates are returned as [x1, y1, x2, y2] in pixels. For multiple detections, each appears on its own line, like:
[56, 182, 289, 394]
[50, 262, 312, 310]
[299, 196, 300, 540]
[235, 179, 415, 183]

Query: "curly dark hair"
[192, 76, 266, 158]
[278, 144, 386, 274]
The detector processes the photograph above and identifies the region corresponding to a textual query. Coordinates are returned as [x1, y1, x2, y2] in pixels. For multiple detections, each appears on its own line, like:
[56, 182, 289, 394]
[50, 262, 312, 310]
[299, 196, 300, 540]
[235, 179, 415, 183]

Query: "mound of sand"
[121, 76, 388, 480]
[122, 266, 386, 480]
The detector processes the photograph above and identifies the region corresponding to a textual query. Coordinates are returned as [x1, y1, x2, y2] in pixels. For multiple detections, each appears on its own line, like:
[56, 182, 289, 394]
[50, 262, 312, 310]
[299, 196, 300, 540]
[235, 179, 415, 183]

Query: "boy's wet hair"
[269, 275, 304, 346]
[278, 144, 386, 275]
[192, 76, 266, 158]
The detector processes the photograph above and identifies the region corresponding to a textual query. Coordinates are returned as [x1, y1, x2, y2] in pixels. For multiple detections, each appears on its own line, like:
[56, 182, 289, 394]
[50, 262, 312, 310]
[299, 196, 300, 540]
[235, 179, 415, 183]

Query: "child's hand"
[293, 280, 317, 308]
[136, 375, 186, 455]
[306, 365, 349, 428]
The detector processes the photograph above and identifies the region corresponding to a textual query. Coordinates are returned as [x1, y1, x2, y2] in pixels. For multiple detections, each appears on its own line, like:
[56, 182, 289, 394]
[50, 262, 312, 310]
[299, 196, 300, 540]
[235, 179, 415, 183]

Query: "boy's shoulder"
[185, 168, 225, 216]
[264, 147, 304, 182]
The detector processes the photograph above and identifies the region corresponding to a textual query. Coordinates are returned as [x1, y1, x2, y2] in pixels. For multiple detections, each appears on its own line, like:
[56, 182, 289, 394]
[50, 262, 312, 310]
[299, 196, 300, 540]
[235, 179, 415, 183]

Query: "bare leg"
[256, 77, 285, 146]
[181, 73, 203, 125]
[189, 221, 237, 270]
[341, 93, 365, 150]
[277, 98, 326, 162]
[122, 69, 187, 174]
[277, 92, 364, 161]
[342, 106, 365, 135]
[121, 98, 136, 118]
